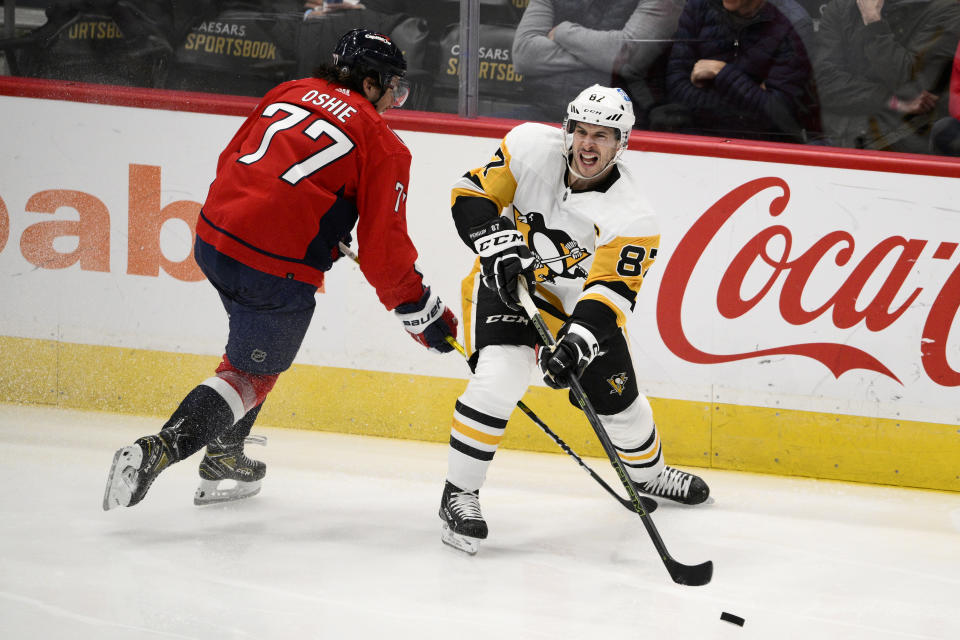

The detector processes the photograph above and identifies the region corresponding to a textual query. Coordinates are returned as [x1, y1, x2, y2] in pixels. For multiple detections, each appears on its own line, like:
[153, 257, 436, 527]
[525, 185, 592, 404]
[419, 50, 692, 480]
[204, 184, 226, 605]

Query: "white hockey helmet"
[563, 84, 635, 157]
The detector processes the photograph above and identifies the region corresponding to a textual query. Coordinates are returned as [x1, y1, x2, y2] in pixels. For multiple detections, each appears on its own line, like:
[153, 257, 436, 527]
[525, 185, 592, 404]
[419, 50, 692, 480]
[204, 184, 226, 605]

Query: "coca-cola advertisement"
[632, 161, 960, 428]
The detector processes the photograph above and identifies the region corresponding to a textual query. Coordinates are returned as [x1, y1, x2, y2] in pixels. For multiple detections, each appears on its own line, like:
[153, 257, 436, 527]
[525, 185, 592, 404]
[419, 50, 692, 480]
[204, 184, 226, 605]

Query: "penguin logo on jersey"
[607, 372, 629, 395]
[514, 209, 590, 284]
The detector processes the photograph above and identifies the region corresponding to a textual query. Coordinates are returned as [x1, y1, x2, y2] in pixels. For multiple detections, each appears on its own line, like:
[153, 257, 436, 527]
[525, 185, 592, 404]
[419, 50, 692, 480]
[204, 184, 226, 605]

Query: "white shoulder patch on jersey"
[504, 123, 565, 181]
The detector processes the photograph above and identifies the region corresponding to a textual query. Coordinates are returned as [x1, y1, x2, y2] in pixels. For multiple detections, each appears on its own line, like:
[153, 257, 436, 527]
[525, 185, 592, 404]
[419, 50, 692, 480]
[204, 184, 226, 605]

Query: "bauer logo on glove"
[399, 294, 444, 328]
[394, 286, 458, 353]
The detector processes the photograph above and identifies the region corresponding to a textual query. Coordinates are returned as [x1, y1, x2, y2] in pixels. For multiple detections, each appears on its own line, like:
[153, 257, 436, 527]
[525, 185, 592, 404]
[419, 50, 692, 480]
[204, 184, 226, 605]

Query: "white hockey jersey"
[452, 122, 660, 335]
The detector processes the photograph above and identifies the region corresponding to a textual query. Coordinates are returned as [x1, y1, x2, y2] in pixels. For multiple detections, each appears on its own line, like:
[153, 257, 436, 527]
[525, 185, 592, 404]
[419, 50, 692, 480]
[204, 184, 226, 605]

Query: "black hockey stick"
[443, 337, 656, 515]
[335, 242, 654, 515]
[515, 277, 713, 587]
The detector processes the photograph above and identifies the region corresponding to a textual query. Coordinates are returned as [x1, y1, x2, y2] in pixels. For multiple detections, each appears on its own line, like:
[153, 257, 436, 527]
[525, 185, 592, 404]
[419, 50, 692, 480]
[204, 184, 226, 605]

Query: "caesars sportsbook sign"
[0, 96, 957, 425]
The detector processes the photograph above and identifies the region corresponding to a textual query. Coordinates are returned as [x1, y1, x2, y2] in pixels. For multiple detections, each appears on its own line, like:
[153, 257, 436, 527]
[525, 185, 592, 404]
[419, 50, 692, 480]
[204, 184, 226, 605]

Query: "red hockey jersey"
[197, 77, 424, 310]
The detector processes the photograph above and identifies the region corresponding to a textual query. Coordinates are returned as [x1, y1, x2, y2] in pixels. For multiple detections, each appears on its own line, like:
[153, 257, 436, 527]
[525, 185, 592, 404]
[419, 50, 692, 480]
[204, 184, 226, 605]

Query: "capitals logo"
[607, 372, 629, 395]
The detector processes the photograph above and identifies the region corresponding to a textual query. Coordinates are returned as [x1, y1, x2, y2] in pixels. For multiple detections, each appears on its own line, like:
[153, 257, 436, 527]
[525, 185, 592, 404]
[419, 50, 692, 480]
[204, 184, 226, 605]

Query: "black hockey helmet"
[333, 28, 409, 107]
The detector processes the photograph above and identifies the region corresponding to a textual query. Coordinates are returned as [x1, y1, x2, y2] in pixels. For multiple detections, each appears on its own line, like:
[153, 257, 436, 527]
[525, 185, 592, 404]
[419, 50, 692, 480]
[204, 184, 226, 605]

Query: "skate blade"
[194, 479, 262, 506]
[643, 494, 715, 507]
[102, 444, 143, 511]
[244, 435, 267, 447]
[440, 522, 480, 555]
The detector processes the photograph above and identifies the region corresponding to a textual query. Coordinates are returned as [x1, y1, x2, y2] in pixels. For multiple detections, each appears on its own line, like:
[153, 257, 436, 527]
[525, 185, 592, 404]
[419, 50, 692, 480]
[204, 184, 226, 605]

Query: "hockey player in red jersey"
[103, 28, 458, 510]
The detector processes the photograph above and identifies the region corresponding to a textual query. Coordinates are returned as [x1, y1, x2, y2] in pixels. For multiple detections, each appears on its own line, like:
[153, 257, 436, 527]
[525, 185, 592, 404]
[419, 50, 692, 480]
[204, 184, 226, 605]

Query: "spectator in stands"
[814, 0, 960, 153]
[303, 0, 366, 19]
[650, 0, 821, 143]
[217, 0, 300, 12]
[165, 0, 303, 96]
[512, 0, 685, 125]
[12, 0, 174, 86]
[768, 0, 815, 58]
[25, 0, 174, 55]
[295, 1, 431, 110]
[930, 41, 960, 156]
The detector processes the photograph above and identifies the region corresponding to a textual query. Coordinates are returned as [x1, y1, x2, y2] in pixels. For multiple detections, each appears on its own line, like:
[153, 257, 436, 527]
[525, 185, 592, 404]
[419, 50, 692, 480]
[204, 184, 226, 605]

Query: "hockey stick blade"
[516, 277, 712, 586]
[666, 557, 713, 586]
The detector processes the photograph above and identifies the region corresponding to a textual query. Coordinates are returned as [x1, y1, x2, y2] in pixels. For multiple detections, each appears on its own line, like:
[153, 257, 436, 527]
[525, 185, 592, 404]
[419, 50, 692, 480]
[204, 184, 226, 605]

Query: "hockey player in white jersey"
[439, 85, 710, 554]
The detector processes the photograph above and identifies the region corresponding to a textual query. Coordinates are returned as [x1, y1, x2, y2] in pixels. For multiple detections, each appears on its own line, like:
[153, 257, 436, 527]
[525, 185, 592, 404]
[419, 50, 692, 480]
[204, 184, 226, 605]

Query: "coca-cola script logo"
[656, 177, 960, 387]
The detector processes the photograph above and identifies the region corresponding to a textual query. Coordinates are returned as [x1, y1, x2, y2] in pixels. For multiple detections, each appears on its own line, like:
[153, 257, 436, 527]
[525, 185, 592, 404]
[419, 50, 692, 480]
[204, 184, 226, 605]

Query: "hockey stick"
[335, 242, 653, 515]
[515, 277, 713, 586]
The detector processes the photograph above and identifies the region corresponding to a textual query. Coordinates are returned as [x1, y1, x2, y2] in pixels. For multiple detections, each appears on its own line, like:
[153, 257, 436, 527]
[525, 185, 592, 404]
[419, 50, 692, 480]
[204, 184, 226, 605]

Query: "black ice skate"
[635, 465, 710, 505]
[102, 434, 175, 510]
[193, 435, 267, 506]
[439, 481, 488, 555]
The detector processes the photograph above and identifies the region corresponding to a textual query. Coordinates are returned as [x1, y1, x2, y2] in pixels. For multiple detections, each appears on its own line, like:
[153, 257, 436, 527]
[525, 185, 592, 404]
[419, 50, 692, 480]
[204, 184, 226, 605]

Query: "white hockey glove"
[470, 218, 536, 311]
[537, 323, 599, 389]
[394, 286, 458, 353]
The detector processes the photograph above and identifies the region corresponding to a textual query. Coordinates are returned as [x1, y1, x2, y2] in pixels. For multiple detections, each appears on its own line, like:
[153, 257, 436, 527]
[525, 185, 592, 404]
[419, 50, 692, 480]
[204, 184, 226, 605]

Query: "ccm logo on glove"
[476, 230, 525, 256]
[470, 218, 537, 311]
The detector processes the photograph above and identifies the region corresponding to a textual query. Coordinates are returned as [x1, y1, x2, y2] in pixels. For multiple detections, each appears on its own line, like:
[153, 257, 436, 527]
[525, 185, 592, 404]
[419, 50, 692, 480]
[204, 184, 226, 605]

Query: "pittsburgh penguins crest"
[607, 372, 629, 395]
[514, 209, 590, 284]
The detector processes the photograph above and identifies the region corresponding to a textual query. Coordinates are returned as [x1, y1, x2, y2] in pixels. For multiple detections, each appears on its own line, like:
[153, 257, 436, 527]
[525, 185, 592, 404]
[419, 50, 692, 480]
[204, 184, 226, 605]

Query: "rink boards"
[0, 79, 958, 492]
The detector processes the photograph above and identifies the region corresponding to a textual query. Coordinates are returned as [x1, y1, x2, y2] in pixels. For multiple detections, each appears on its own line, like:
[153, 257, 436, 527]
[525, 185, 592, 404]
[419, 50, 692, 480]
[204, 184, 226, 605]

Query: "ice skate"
[102, 434, 175, 510]
[635, 465, 710, 505]
[439, 481, 488, 555]
[194, 435, 267, 506]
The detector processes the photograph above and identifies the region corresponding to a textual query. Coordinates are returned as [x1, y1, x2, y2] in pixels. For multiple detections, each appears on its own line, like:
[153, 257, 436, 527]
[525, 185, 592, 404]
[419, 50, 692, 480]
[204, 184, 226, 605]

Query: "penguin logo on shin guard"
[607, 372, 628, 395]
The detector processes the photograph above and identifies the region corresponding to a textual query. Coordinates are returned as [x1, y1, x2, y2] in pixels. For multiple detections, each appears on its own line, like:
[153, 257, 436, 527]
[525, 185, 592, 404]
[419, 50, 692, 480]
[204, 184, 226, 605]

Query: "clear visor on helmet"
[384, 75, 410, 108]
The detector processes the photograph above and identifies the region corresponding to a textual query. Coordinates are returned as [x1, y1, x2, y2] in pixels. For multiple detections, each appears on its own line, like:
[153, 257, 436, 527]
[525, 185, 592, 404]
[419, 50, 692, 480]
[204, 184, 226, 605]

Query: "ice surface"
[0, 403, 957, 639]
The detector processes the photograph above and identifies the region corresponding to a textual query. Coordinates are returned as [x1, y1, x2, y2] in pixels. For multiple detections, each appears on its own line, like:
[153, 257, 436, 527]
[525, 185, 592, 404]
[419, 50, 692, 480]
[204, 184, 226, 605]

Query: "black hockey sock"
[214, 402, 263, 445]
[159, 385, 236, 461]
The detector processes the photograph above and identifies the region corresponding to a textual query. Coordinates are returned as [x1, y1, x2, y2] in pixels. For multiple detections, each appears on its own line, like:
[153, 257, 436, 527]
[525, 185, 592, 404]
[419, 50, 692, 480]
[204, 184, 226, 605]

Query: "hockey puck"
[720, 612, 745, 627]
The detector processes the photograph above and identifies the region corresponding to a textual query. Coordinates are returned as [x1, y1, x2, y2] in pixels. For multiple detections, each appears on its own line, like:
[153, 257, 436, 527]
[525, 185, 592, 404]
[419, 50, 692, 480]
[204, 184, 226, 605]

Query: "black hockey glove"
[394, 286, 458, 354]
[329, 232, 353, 265]
[470, 217, 536, 311]
[537, 323, 600, 389]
